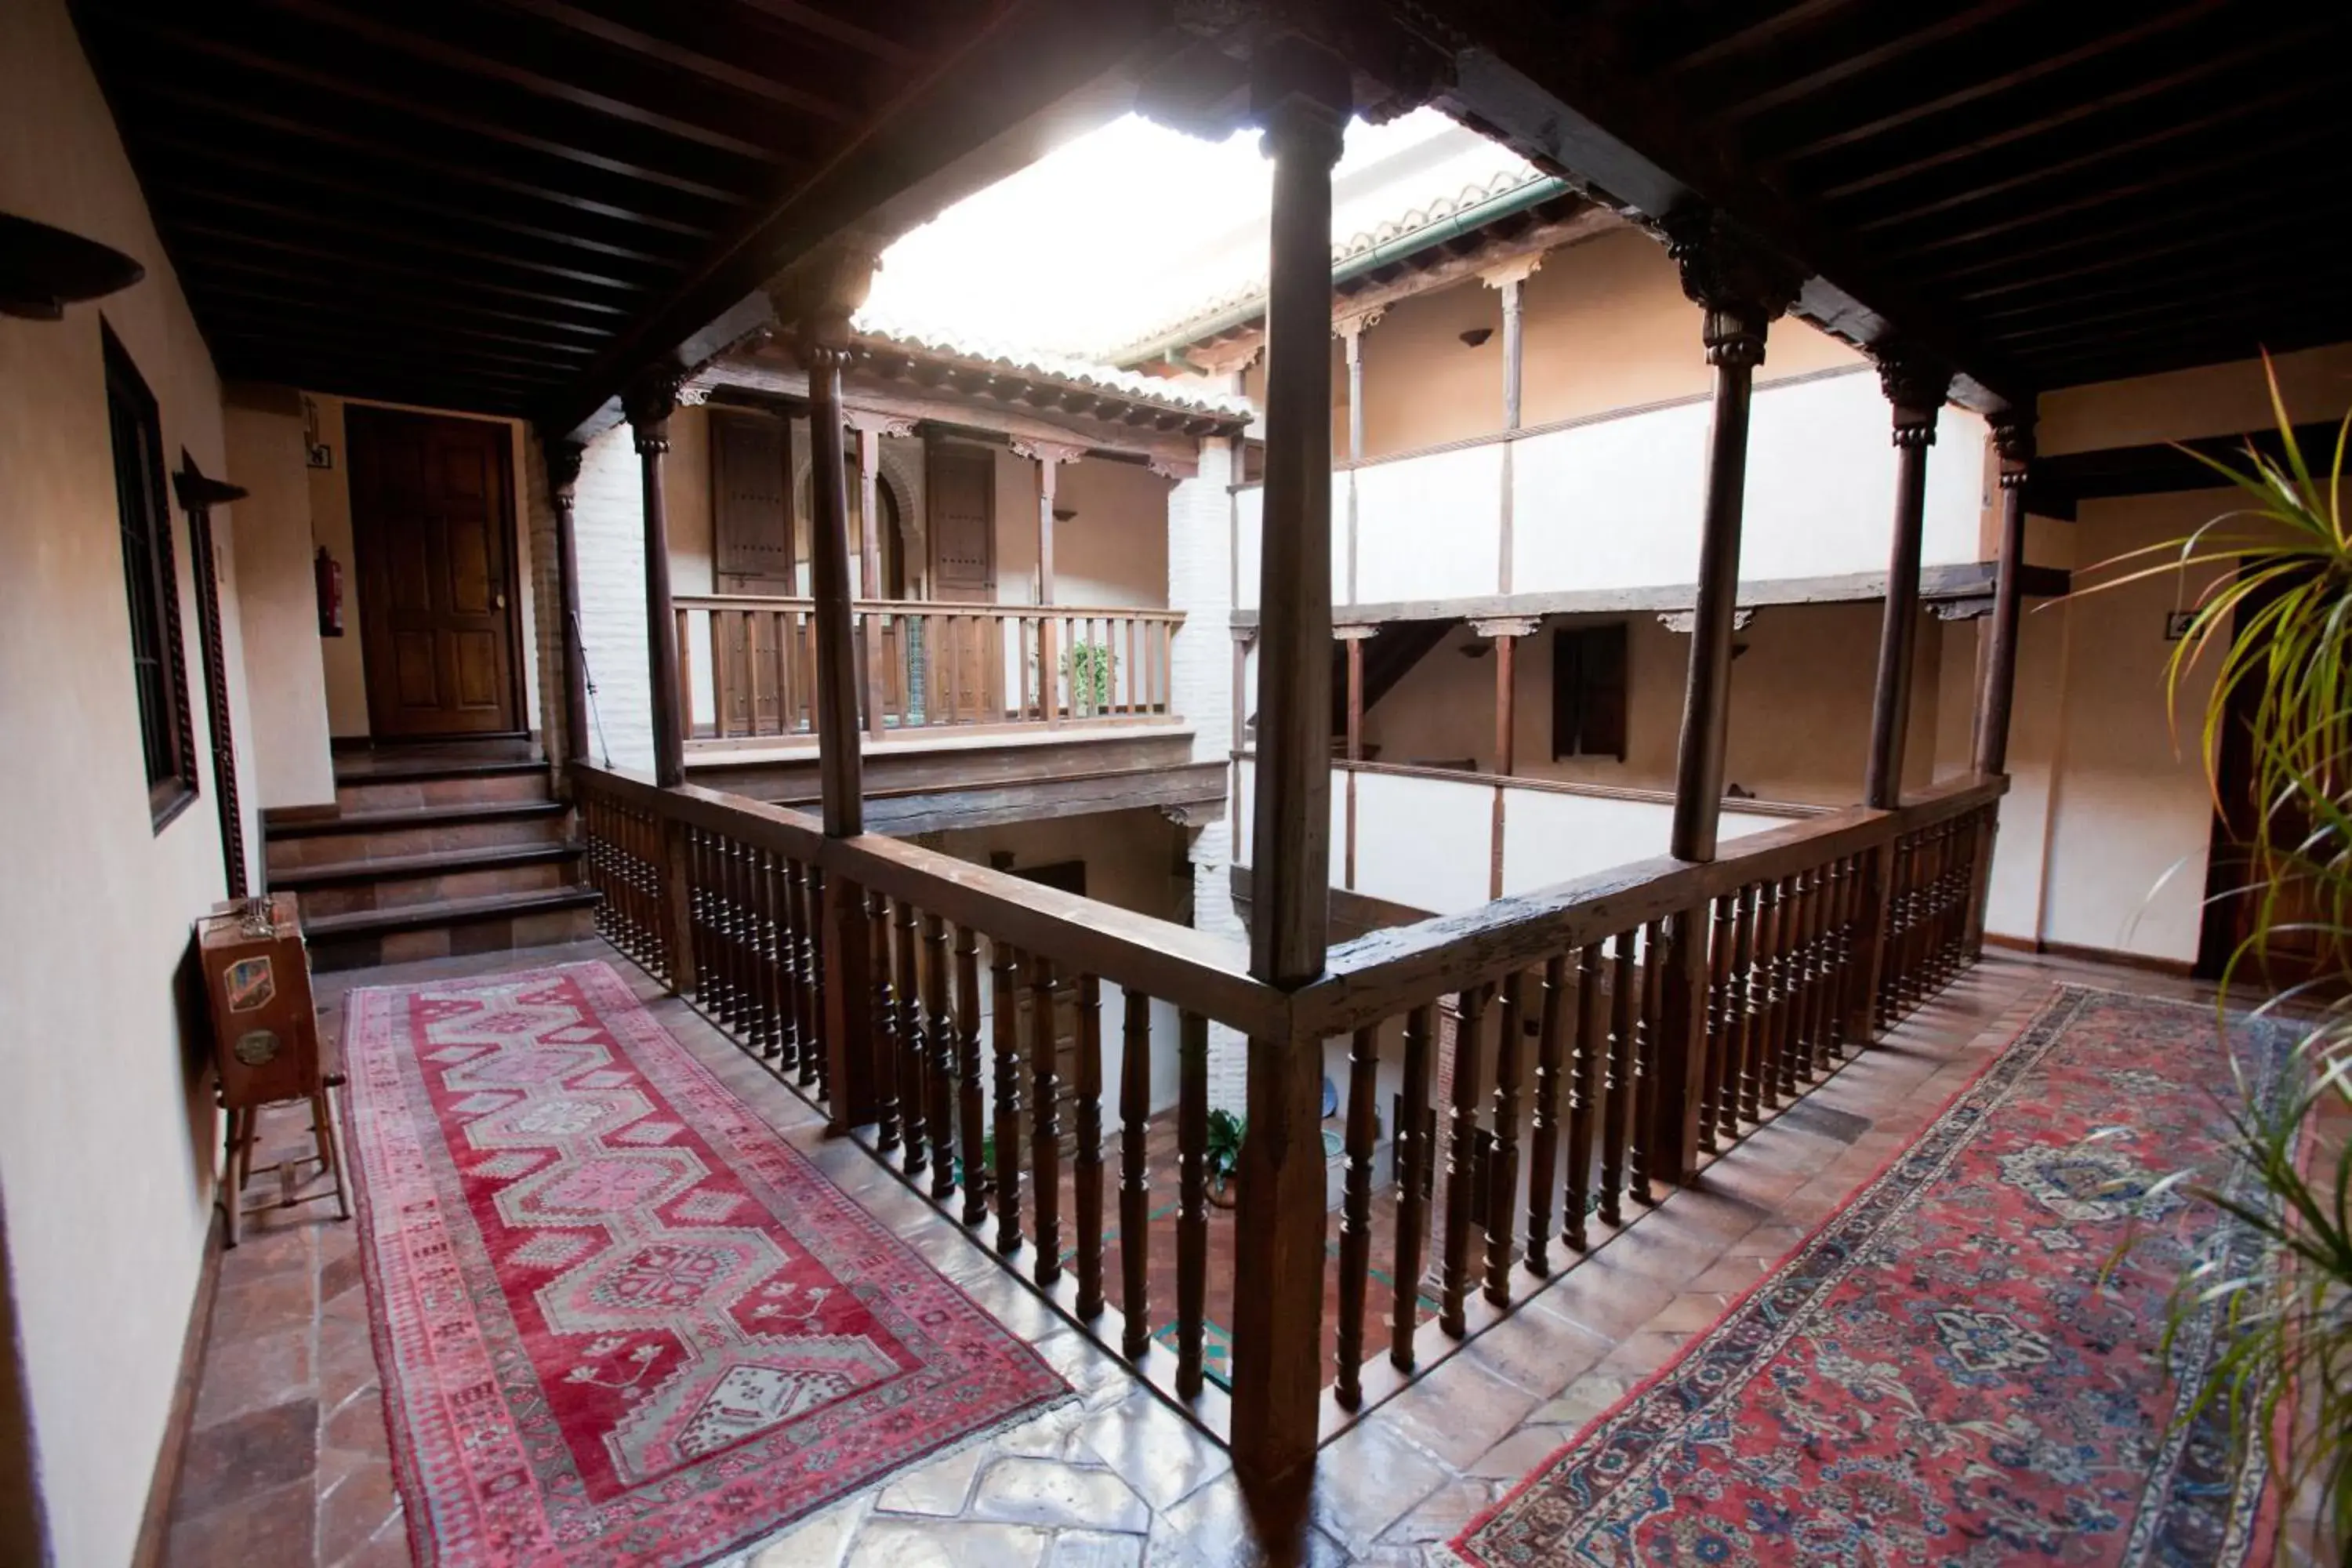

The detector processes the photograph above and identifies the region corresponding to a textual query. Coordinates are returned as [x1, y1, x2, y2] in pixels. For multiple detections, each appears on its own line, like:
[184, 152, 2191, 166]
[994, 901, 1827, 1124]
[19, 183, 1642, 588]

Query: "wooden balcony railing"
[673, 595, 1185, 749]
[572, 762, 2004, 1483]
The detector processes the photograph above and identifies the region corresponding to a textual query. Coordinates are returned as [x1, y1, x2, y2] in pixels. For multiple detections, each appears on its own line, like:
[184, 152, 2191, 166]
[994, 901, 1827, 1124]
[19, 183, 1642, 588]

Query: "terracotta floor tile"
[172, 1399, 318, 1524]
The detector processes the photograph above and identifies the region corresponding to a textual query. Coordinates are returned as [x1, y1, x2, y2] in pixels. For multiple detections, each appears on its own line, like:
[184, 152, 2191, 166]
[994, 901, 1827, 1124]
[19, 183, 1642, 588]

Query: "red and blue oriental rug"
[1454, 984, 2296, 1567]
[342, 960, 1068, 1567]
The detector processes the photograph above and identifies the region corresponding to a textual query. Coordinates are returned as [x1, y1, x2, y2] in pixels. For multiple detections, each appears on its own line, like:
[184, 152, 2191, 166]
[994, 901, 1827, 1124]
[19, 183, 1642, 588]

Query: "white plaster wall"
[0, 5, 242, 1559]
[1349, 768, 1492, 913]
[223, 399, 336, 809]
[572, 425, 658, 775]
[1500, 787, 1782, 901]
[1167, 440, 1250, 1112]
[1354, 442, 1505, 604]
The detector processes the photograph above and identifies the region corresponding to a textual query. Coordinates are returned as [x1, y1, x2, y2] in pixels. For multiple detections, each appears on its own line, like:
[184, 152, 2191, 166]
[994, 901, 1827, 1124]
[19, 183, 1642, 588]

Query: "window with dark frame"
[103, 325, 197, 827]
[1551, 622, 1628, 761]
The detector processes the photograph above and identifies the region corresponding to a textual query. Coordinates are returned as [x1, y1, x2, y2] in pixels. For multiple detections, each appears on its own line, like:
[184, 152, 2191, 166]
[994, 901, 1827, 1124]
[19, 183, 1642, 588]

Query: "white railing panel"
[1351, 768, 1492, 914]
[1510, 401, 1711, 595]
[1236, 487, 1263, 614]
[1508, 368, 1988, 598]
[1498, 784, 1787, 902]
[1354, 444, 1504, 604]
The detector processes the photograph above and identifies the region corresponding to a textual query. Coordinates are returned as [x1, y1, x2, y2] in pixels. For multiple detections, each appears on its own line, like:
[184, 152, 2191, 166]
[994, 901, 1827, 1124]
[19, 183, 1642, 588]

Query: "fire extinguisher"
[315, 546, 344, 637]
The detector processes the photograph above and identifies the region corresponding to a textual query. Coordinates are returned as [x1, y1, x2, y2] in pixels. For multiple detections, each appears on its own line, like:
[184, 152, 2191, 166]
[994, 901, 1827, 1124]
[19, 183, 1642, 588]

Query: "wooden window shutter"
[1584, 622, 1628, 760]
[1551, 623, 1628, 760]
[1551, 628, 1584, 761]
[710, 407, 793, 582]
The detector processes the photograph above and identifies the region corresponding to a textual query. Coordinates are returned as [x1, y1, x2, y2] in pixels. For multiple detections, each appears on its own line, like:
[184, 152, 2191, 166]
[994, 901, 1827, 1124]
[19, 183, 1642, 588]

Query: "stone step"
[272, 843, 583, 920]
[302, 887, 601, 972]
[263, 800, 571, 877]
[332, 758, 552, 815]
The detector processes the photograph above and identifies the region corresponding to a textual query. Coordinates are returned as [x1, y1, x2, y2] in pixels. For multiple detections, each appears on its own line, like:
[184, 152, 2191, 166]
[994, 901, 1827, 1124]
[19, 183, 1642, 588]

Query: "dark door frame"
[344, 404, 530, 742]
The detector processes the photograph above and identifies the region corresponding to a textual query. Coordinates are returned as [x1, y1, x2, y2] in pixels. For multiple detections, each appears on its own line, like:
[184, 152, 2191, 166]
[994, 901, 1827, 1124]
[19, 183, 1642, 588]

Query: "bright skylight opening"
[858, 107, 1537, 365]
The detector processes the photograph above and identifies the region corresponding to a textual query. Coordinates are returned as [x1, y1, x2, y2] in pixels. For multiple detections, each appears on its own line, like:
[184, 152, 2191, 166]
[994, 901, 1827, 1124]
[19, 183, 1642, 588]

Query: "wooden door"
[348, 408, 522, 737]
[927, 444, 1001, 715]
[2198, 563, 2345, 989]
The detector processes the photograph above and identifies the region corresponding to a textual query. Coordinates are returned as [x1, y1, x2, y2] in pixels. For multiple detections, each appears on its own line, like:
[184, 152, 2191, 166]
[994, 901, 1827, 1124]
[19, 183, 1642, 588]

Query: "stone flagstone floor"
[161, 938, 2212, 1568]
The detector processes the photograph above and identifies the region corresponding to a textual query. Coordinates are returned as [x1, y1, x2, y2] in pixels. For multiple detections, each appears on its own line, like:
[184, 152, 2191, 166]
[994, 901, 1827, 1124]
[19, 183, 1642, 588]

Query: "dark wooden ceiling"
[1410, 0, 2352, 407]
[72, 0, 1174, 435]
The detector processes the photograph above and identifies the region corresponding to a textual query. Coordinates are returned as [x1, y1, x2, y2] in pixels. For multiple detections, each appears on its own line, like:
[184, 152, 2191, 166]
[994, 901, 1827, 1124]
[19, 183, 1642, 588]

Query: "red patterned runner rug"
[342, 960, 1069, 1567]
[1455, 985, 2297, 1567]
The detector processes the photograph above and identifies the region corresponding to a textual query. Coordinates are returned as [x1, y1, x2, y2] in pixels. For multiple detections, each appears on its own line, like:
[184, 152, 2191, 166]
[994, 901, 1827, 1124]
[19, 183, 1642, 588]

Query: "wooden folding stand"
[194, 892, 350, 1245]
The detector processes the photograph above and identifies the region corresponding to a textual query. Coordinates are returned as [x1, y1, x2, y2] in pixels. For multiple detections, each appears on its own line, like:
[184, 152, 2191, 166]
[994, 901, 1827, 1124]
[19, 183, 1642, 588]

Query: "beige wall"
[223, 392, 336, 809]
[1346, 229, 1863, 463]
[1362, 601, 1944, 808]
[307, 393, 542, 739]
[0, 4, 241, 1562]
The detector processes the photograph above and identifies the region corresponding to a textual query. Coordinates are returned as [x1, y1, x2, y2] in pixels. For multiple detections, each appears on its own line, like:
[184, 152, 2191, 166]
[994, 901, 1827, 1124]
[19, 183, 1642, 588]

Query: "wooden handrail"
[1314, 754, 1827, 820]
[575, 764, 1285, 1040]
[1292, 775, 2005, 1037]
[676, 593, 1186, 623]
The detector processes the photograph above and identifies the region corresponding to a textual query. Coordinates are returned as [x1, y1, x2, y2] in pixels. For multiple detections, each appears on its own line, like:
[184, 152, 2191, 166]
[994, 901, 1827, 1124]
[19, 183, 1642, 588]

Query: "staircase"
[264, 740, 598, 971]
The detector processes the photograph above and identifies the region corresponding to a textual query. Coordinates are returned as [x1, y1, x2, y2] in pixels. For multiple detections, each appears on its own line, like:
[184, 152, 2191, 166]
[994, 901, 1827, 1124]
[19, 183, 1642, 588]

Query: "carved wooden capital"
[764, 236, 883, 356]
[1935, 597, 1994, 622]
[1479, 252, 1547, 294]
[544, 438, 585, 501]
[1334, 305, 1385, 343]
[1011, 437, 1089, 467]
[1871, 346, 1953, 448]
[844, 406, 918, 439]
[1661, 208, 1802, 370]
[1993, 408, 2037, 490]
[1147, 452, 1200, 481]
[676, 382, 711, 408]
[1471, 615, 1541, 641]
[622, 369, 682, 455]
[1657, 608, 1754, 634]
[1333, 623, 1381, 641]
[1251, 31, 1350, 167]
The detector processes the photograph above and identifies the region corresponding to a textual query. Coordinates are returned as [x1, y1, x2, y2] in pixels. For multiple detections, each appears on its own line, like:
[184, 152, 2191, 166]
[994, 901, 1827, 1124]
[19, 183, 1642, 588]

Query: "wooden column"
[546, 438, 591, 768]
[1337, 312, 1377, 607]
[1863, 350, 1954, 811]
[624, 372, 688, 789]
[1230, 30, 1348, 1494]
[857, 424, 885, 740]
[1973, 413, 2035, 776]
[1654, 211, 1798, 1186]
[1337, 624, 1376, 891]
[1014, 439, 1084, 728]
[1483, 256, 1541, 596]
[770, 243, 880, 1130]
[1474, 617, 1538, 901]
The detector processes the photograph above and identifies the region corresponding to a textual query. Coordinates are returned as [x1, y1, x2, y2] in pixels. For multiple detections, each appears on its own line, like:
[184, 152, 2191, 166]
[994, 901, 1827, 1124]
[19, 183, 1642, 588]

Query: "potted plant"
[2086, 364, 2352, 1554]
[1205, 1109, 1244, 1210]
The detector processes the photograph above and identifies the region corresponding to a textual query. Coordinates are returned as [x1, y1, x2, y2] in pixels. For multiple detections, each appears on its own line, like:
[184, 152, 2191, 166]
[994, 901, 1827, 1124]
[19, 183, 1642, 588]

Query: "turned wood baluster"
[751, 846, 779, 1057]
[1755, 879, 1789, 1112]
[1390, 1004, 1436, 1369]
[1439, 985, 1490, 1338]
[1701, 894, 1737, 1151]
[1119, 989, 1152, 1357]
[1782, 871, 1814, 1094]
[775, 855, 803, 1076]
[799, 865, 826, 1096]
[1074, 975, 1106, 1319]
[1807, 865, 1840, 1075]
[1599, 933, 1637, 1228]
[1630, 922, 1664, 1205]
[1175, 1010, 1210, 1398]
[923, 914, 956, 1203]
[720, 837, 744, 1034]
[1828, 856, 1858, 1058]
[1486, 974, 1528, 1305]
[1029, 955, 1062, 1289]
[1525, 955, 1568, 1276]
[895, 899, 927, 1178]
[956, 927, 987, 1226]
[1335, 1022, 1380, 1408]
[992, 942, 1024, 1256]
[1730, 884, 1761, 1127]
[1564, 945, 1602, 1253]
[869, 890, 901, 1153]
[687, 827, 713, 1013]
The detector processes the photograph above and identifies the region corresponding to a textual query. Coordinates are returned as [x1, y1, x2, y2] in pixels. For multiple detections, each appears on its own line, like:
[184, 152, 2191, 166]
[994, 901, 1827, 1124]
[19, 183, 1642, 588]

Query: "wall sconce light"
[1, 211, 143, 319]
[1458, 327, 1494, 349]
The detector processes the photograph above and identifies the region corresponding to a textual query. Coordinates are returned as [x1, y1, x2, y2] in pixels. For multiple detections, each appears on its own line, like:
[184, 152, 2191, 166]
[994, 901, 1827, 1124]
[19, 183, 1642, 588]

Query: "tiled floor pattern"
[163, 941, 2200, 1567]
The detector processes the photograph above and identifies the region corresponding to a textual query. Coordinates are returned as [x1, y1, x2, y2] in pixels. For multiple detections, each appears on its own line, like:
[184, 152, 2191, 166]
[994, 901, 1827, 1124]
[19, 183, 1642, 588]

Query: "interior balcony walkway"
[160, 938, 2193, 1568]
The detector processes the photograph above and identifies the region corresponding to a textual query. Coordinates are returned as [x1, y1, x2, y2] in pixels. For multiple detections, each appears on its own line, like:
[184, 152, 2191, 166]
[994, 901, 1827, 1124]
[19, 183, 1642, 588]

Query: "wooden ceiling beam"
[85, 11, 757, 205]
[165, 222, 639, 319]
[176, 253, 619, 342]
[120, 78, 720, 240]
[195, 291, 602, 359]
[490, 0, 867, 120]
